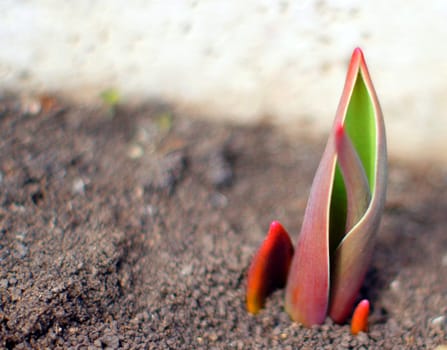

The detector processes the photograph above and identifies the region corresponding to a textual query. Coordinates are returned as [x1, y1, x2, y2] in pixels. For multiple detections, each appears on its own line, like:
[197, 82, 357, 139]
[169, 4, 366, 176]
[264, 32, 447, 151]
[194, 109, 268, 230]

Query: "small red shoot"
[246, 221, 294, 314]
[350, 299, 370, 335]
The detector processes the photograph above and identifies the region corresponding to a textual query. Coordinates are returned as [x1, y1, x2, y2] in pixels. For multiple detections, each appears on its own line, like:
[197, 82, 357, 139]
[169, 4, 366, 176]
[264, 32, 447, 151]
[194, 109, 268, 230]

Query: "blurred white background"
[1, 1, 446, 162]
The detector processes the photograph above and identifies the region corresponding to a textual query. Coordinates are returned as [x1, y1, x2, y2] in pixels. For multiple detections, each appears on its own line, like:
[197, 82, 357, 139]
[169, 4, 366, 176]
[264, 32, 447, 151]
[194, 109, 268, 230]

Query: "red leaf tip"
[353, 47, 363, 55]
[351, 299, 370, 335]
[350, 47, 369, 72]
[352, 47, 364, 60]
[270, 220, 284, 233]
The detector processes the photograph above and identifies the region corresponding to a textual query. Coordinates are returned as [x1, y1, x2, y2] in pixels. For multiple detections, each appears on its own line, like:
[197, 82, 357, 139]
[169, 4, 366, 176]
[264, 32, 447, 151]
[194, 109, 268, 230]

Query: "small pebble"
[431, 315, 446, 327]
[442, 254, 447, 267]
[100, 333, 120, 349]
[72, 178, 85, 194]
[0, 279, 8, 289]
[13, 242, 28, 259]
[21, 96, 41, 115]
[180, 264, 193, 276]
[128, 144, 144, 159]
[356, 332, 369, 344]
[210, 192, 228, 208]
[390, 279, 400, 291]
[134, 186, 144, 199]
[208, 332, 218, 342]
[280, 332, 288, 340]
[207, 149, 233, 188]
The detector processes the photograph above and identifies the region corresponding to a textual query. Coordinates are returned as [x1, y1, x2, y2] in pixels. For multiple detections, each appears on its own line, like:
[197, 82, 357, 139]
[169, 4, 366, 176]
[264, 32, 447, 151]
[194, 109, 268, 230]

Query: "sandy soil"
[0, 95, 446, 349]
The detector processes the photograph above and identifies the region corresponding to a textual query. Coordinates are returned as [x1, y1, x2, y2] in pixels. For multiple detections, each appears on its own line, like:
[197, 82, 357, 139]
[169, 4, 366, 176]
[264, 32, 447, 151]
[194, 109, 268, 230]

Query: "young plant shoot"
[246, 48, 387, 328]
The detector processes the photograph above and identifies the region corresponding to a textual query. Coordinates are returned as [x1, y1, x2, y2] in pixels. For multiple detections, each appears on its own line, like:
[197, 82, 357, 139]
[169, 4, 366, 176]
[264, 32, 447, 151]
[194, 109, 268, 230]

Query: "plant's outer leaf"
[350, 299, 370, 335]
[284, 49, 363, 326]
[329, 48, 387, 323]
[335, 123, 371, 232]
[285, 132, 337, 325]
[285, 48, 386, 326]
[246, 221, 294, 314]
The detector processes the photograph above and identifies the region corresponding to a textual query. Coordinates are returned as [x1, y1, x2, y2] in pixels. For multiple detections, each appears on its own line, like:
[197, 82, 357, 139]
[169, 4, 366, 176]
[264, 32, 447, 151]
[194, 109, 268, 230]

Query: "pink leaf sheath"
[285, 137, 337, 326]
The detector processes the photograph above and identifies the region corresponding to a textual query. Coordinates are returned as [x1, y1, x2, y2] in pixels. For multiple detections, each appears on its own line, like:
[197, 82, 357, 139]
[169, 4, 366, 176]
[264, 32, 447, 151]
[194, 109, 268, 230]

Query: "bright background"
[1, 1, 446, 162]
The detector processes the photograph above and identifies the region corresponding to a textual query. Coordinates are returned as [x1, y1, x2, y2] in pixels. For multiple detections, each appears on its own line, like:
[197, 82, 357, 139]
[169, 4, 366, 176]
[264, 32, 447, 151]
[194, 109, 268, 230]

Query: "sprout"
[351, 299, 370, 335]
[246, 221, 294, 314]
[246, 48, 387, 327]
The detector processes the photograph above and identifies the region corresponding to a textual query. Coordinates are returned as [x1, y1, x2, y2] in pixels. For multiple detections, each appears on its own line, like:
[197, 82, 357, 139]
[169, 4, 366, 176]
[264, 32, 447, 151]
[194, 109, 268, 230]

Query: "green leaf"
[334, 123, 371, 233]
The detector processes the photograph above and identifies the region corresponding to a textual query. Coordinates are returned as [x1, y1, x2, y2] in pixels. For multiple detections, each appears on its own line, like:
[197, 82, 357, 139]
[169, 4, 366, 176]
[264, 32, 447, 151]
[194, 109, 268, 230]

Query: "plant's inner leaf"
[335, 123, 371, 232]
[344, 73, 376, 193]
[329, 166, 347, 255]
[329, 71, 376, 254]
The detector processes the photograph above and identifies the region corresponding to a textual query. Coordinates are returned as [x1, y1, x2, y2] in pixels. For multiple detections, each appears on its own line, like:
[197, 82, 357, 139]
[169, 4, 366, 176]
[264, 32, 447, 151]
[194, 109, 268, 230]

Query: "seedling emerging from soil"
[246, 221, 294, 313]
[351, 299, 370, 334]
[246, 48, 387, 327]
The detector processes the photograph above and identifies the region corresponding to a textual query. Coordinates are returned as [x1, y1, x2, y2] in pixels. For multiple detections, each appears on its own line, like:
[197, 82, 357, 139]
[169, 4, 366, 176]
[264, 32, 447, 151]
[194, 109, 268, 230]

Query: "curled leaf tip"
[351, 299, 370, 335]
[246, 221, 294, 314]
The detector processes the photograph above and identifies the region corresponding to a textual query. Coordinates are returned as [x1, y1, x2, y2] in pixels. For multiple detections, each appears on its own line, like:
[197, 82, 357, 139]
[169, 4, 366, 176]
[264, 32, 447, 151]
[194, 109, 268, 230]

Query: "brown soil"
[0, 95, 446, 349]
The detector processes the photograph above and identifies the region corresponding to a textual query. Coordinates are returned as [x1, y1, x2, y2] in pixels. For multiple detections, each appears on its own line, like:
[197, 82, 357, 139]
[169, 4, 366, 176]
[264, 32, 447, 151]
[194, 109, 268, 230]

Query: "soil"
[0, 95, 446, 349]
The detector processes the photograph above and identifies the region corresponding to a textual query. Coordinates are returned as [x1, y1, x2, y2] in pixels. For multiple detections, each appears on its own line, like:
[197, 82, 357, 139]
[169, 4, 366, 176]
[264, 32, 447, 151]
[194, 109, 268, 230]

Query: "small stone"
[134, 186, 144, 199]
[101, 333, 120, 349]
[11, 287, 22, 301]
[16, 232, 26, 241]
[21, 96, 41, 115]
[72, 178, 85, 194]
[180, 264, 193, 276]
[442, 254, 447, 267]
[128, 144, 144, 159]
[208, 332, 218, 342]
[210, 192, 228, 209]
[0, 279, 8, 289]
[13, 242, 28, 259]
[431, 315, 446, 327]
[390, 279, 400, 291]
[356, 332, 369, 344]
[68, 327, 78, 334]
[206, 149, 233, 188]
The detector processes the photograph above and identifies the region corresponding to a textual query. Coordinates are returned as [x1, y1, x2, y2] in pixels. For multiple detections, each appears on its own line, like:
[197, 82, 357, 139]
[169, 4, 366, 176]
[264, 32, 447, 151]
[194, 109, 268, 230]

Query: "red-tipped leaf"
[351, 299, 370, 334]
[246, 221, 294, 314]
